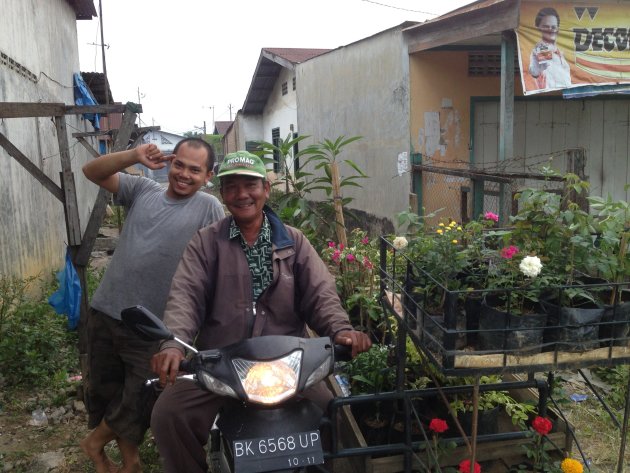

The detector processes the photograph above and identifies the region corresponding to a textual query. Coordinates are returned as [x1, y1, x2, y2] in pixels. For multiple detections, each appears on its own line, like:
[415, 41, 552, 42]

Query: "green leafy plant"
[257, 134, 366, 245]
[448, 376, 536, 430]
[0, 274, 79, 388]
[343, 344, 396, 396]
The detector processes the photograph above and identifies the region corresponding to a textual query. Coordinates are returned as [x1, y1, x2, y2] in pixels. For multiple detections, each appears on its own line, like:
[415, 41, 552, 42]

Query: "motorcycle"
[121, 305, 350, 473]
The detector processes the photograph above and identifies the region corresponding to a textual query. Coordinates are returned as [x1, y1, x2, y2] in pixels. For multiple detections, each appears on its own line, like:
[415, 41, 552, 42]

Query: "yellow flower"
[457, 226, 462, 231]
[449, 221, 456, 227]
[452, 240, 458, 244]
[561, 458, 583, 473]
[438, 223, 445, 227]
[436, 229, 443, 234]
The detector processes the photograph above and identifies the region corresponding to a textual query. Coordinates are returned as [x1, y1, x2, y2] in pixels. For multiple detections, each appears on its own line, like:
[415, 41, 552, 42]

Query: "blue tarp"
[73, 72, 100, 130]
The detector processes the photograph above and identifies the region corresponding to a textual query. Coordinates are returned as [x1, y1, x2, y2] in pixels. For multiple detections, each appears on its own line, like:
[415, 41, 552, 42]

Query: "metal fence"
[412, 148, 586, 225]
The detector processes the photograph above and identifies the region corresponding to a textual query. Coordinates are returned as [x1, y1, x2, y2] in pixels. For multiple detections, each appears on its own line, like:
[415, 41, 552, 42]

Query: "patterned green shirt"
[229, 213, 273, 301]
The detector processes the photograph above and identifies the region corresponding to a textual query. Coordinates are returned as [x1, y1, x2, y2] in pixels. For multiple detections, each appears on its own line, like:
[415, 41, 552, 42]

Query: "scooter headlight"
[233, 350, 302, 404]
[198, 371, 238, 399]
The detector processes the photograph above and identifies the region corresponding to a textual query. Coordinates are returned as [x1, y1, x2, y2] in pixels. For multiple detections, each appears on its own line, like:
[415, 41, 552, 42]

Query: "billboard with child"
[516, 2, 630, 95]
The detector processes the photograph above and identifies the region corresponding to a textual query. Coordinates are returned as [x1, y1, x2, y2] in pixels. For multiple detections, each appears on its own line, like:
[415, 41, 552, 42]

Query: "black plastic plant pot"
[599, 289, 630, 347]
[457, 405, 501, 437]
[464, 294, 482, 347]
[478, 297, 547, 355]
[541, 298, 604, 352]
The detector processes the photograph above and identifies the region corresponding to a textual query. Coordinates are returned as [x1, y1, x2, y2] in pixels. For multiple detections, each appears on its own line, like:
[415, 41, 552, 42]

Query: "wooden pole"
[330, 161, 347, 247]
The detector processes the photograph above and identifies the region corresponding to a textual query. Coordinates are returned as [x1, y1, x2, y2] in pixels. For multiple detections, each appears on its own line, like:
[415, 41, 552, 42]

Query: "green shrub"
[0, 275, 79, 389]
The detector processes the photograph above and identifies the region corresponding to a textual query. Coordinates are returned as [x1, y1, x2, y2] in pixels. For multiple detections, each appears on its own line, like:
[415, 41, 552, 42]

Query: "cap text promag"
[228, 157, 256, 166]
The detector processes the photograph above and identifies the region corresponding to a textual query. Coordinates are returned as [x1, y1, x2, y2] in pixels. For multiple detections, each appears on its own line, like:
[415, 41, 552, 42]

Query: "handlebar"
[333, 344, 352, 362]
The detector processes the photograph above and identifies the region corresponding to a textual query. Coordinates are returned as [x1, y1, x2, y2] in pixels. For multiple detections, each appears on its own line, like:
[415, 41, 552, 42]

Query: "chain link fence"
[413, 148, 585, 224]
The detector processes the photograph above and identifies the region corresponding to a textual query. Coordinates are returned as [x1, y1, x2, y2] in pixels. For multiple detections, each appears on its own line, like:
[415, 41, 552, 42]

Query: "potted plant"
[341, 344, 396, 445]
[447, 375, 537, 437]
[508, 171, 606, 352]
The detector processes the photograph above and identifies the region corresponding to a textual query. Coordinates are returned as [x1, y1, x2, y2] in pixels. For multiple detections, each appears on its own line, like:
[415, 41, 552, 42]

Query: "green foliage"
[447, 376, 536, 430]
[321, 229, 385, 337]
[256, 134, 366, 243]
[342, 344, 396, 395]
[593, 365, 630, 410]
[0, 275, 79, 389]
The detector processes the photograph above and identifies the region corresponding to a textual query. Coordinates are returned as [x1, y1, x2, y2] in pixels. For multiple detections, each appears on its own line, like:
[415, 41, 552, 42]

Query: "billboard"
[516, 2, 630, 95]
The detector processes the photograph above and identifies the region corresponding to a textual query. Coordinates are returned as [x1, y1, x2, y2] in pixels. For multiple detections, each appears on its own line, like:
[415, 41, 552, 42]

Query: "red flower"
[363, 256, 374, 270]
[531, 416, 552, 436]
[458, 459, 481, 473]
[500, 245, 519, 259]
[346, 253, 356, 262]
[328, 241, 336, 248]
[361, 236, 369, 245]
[331, 250, 341, 263]
[428, 418, 448, 434]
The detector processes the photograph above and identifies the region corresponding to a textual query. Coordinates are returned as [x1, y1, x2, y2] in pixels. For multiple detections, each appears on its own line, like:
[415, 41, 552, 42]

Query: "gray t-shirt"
[91, 173, 225, 320]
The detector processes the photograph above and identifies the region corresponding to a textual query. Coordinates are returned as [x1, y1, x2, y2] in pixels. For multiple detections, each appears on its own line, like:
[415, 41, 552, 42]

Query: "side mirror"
[121, 305, 174, 342]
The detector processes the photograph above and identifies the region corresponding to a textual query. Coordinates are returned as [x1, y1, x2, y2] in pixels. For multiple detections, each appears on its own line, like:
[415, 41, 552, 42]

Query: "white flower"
[392, 236, 408, 250]
[519, 256, 542, 278]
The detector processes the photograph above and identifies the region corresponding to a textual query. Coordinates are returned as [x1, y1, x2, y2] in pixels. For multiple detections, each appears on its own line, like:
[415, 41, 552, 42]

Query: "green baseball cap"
[217, 151, 267, 179]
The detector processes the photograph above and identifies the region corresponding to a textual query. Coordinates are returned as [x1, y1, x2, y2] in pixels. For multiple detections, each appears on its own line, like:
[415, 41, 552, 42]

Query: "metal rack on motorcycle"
[346, 236, 630, 473]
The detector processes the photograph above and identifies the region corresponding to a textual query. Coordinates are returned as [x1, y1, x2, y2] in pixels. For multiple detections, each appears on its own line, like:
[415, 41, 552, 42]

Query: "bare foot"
[80, 437, 119, 473]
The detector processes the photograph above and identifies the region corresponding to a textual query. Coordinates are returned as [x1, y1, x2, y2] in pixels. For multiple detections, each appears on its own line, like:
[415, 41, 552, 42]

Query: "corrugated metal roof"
[213, 120, 233, 135]
[242, 48, 331, 114]
[66, 0, 97, 20]
[81, 72, 114, 104]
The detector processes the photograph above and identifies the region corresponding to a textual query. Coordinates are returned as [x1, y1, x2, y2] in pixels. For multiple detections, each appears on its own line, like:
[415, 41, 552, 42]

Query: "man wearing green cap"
[150, 151, 371, 473]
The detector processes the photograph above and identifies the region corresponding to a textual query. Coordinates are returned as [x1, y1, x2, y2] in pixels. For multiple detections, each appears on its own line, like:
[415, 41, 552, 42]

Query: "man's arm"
[82, 143, 171, 193]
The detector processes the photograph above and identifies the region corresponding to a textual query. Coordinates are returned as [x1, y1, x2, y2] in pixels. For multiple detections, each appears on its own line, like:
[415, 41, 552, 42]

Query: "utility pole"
[98, 0, 109, 106]
[228, 104, 233, 121]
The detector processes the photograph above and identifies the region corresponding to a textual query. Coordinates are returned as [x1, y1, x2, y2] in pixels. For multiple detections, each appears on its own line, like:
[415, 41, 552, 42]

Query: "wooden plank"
[76, 137, 101, 158]
[406, 0, 519, 53]
[55, 115, 82, 246]
[65, 103, 141, 115]
[72, 130, 113, 138]
[112, 108, 138, 152]
[412, 164, 512, 183]
[0, 132, 64, 201]
[0, 102, 65, 118]
[74, 188, 110, 267]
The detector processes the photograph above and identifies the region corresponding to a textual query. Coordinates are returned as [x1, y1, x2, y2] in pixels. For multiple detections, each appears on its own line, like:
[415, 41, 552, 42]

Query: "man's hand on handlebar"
[334, 330, 372, 358]
[151, 348, 185, 386]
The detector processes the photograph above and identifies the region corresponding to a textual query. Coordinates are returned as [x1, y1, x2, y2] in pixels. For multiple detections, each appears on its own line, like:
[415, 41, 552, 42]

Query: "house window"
[281, 82, 288, 96]
[293, 132, 299, 173]
[272, 128, 281, 173]
[292, 77, 296, 91]
[468, 52, 520, 76]
[161, 136, 173, 144]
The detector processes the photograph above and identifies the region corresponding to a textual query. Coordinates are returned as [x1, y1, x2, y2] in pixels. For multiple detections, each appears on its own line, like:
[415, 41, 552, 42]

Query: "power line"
[361, 0, 437, 16]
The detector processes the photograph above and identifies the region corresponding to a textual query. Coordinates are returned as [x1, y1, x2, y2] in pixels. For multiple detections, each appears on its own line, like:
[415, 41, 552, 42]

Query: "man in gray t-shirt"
[80, 138, 224, 473]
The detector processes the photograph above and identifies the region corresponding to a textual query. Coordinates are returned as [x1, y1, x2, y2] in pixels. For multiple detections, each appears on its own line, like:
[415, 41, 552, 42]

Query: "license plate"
[233, 430, 323, 473]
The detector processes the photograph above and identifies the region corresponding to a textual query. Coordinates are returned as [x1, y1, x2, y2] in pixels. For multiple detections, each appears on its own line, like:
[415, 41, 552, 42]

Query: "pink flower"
[484, 211, 499, 222]
[459, 459, 481, 473]
[532, 416, 552, 436]
[346, 254, 356, 262]
[339, 243, 345, 251]
[328, 241, 336, 248]
[363, 257, 374, 270]
[500, 245, 519, 259]
[429, 418, 448, 434]
[361, 237, 369, 245]
[331, 250, 341, 263]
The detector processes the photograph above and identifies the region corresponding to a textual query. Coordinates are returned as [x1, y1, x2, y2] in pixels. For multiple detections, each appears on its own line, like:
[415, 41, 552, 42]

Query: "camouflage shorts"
[85, 309, 159, 445]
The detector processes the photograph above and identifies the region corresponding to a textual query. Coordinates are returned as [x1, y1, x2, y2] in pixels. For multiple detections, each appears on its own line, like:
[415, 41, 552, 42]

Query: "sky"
[77, 0, 473, 136]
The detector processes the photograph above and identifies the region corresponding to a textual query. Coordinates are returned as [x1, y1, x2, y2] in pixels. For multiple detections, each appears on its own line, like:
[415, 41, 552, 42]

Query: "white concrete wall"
[237, 114, 263, 151]
[297, 27, 412, 224]
[262, 68, 298, 174]
[0, 0, 98, 278]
